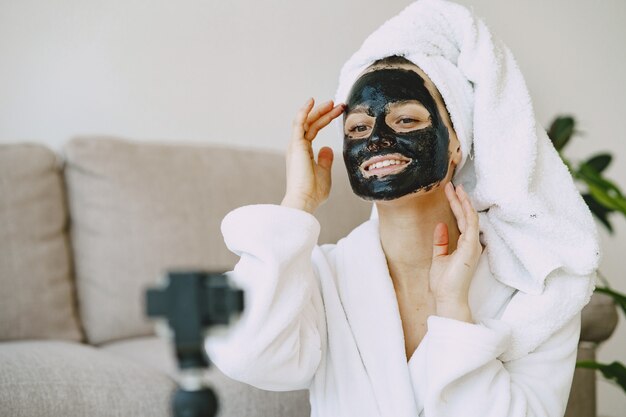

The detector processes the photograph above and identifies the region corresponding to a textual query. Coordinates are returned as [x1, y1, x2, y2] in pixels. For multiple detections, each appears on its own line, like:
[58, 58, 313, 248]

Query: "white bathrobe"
[205, 204, 581, 417]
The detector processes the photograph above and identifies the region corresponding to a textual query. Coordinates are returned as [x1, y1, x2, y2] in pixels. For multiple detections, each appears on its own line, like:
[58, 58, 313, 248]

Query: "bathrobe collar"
[334, 213, 591, 372]
[335, 218, 421, 417]
[333, 216, 519, 415]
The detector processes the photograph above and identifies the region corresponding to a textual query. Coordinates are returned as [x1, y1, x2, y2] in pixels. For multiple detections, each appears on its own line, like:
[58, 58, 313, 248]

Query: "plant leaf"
[576, 360, 626, 393]
[578, 163, 626, 214]
[587, 183, 625, 213]
[582, 193, 614, 233]
[548, 116, 575, 152]
[579, 163, 624, 195]
[594, 286, 626, 318]
[586, 153, 612, 173]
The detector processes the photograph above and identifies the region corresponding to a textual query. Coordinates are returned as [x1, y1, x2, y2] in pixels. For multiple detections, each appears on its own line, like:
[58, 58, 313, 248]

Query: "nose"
[366, 132, 394, 152]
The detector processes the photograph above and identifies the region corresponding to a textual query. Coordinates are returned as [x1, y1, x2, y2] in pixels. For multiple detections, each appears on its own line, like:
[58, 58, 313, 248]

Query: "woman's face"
[342, 62, 461, 201]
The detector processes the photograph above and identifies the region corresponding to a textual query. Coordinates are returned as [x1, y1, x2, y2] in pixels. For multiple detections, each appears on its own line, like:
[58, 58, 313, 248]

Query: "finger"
[446, 182, 466, 233]
[456, 184, 471, 232]
[444, 182, 466, 233]
[292, 98, 315, 140]
[457, 185, 478, 227]
[432, 222, 449, 258]
[304, 104, 346, 141]
[304, 103, 345, 141]
[461, 195, 480, 246]
[317, 146, 334, 171]
[304, 100, 334, 132]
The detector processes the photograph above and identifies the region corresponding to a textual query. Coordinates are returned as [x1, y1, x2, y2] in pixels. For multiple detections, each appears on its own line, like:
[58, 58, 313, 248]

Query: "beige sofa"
[0, 137, 615, 417]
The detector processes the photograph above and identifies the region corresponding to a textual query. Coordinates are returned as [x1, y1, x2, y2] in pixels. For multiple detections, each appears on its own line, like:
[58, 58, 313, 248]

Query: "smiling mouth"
[360, 153, 412, 178]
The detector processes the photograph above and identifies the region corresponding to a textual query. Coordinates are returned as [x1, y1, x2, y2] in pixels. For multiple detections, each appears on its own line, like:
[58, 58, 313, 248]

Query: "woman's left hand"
[429, 182, 484, 305]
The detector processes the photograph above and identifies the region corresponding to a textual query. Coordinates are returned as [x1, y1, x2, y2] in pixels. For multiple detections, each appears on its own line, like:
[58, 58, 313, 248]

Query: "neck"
[376, 185, 460, 292]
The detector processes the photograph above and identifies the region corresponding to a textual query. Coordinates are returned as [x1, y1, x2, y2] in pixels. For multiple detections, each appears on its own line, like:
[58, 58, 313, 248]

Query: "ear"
[453, 144, 462, 166]
[449, 133, 462, 167]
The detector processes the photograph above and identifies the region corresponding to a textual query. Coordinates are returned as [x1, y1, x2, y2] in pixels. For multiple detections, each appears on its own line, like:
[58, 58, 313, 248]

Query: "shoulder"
[468, 248, 517, 322]
[493, 269, 593, 362]
[317, 218, 377, 254]
[310, 218, 377, 278]
[506, 309, 581, 365]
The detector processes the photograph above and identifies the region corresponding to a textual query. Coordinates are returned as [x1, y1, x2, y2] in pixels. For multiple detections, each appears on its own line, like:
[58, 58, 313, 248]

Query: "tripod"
[146, 272, 244, 417]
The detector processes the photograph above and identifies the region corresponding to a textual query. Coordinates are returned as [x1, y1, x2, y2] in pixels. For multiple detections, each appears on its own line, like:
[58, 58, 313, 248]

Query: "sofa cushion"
[0, 143, 82, 342]
[0, 340, 176, 417]
[101, 336, 310, 417]
[63, 136, 370, 344]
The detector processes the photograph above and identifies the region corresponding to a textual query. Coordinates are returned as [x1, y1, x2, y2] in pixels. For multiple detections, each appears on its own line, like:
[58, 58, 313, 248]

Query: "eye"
[344, 113, 375, 139]
[387, 114, 431, 132]
[350, 124, 370, 133]
[385, 101, 432, 131]
[345, 123, 372, 139]
[392, 116, 421, 128]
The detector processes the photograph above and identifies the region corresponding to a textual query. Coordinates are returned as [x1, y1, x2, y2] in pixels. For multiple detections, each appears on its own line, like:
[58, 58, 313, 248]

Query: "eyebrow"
[387, 100, 427, 109]
[345, 106, 371, 117]
[346, 100, 427, 117]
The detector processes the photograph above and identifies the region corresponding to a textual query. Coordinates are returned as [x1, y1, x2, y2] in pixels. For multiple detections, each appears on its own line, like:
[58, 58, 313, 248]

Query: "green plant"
[547, 115, 626, 393]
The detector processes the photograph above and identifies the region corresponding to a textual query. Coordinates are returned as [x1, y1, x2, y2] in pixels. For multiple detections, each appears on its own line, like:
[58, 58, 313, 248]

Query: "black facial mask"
[343, 67, 451, 200]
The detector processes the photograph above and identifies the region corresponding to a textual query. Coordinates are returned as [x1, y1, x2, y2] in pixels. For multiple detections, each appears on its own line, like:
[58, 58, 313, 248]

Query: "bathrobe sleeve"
[204, 204, 327, 392]
[410, 311, 581, 417]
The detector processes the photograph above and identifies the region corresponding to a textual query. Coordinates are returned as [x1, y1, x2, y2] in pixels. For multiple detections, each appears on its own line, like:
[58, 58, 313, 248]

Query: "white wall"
[1, 1, 625, 415]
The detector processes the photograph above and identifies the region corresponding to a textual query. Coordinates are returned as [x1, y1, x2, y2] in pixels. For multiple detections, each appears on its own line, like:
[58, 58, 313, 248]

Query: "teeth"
[367, 159, 406, 170]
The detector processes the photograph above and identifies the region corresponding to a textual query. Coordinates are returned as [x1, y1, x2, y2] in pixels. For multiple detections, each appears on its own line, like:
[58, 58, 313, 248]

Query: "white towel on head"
[334, 0, 601, 361]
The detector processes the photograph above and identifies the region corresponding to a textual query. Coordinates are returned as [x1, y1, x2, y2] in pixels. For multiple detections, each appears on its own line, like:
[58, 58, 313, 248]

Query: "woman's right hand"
[281, 98, 345, 214]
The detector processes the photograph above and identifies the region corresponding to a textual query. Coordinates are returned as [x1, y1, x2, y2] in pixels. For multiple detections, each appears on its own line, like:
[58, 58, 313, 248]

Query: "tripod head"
[146, 271, 244, 417]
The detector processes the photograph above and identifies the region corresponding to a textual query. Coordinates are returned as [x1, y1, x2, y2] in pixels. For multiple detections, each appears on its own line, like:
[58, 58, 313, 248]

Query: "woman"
[206, 1, 600, 416]
[283, 55, 483, 356]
